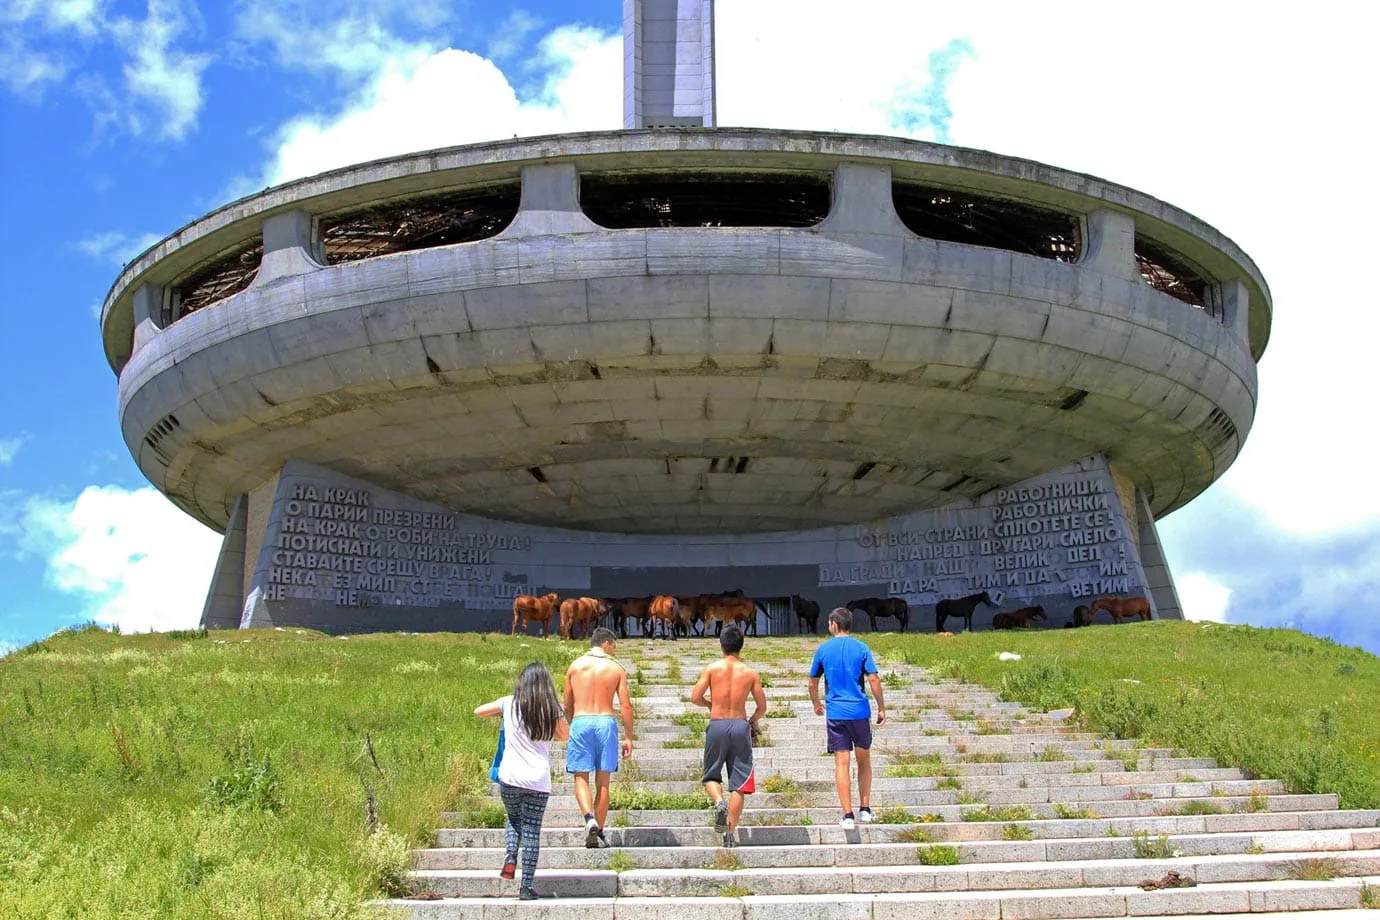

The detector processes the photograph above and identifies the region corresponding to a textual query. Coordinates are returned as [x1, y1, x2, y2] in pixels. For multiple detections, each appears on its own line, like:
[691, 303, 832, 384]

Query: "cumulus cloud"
[261, 24, 621, 186]
[0, 0, 103, 95]
[76, 230, 163, 266]
[17, 485, 221, 634]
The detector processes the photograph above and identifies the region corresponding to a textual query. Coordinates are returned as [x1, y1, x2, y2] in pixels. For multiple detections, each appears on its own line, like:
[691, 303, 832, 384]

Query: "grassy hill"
[1, 620, 1376, 918]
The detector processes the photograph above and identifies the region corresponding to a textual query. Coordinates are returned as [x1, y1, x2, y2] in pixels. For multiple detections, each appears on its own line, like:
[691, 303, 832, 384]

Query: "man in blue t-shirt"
[808, 606, 887, 829]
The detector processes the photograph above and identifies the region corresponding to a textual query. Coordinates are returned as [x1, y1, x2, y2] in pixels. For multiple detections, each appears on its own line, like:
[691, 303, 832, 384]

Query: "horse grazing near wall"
[647, 595, 681, 640]
[991, 606, 1047, 630]
[935, 591, 994, 633]
[512, 592, 560, 637]
[790, 594, 820, 634]
[1068, 605, 1093, 628]
[559, 597, 608, 640]
[1091, 596, 1152, 623]
[846, 597, 909, 632]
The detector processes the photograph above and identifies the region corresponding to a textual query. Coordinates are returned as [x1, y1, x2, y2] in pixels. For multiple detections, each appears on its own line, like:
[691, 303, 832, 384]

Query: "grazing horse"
[1068, 605, 1093, 628]
[647, 595, 681, 640]
[935, 592, 994, 633]
[1091, 596, 1152, 623]
[559, 597, 607, 640]
[512, 592, 560, 637]
[790, 594, 820, 634]
[702, 596, 756, 636]
[676, 595, 706, 637]
[991, 606, 1047, 630]
[846, 597, 909, 632]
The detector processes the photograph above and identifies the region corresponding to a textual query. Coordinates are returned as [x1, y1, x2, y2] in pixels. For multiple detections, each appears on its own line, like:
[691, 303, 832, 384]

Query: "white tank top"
[497, 696, 552, 793]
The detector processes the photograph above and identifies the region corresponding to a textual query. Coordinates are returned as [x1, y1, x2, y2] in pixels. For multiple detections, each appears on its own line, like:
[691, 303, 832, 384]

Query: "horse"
[1068, 605, 1093, 628]
[606, 596, 652, 637]
[790, 594, 820, 634]
[935, 591, 994, 633]
[512, 592, 560, 637]
[846, 597, 909, 632]
[647, 595, 681, 640]
[717, 589, 760, 635]
[676, 595, 706, 637]
[702, 596, 756, 636]
[1091, 596, 1152, 623]
[991, 606, 1046, 630]
[559, 597, 607, 640]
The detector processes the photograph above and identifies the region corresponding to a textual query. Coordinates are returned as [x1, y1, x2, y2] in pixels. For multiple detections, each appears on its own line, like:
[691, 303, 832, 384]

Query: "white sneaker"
[858, 808, 875, 824]
[840, 815, 856, 830]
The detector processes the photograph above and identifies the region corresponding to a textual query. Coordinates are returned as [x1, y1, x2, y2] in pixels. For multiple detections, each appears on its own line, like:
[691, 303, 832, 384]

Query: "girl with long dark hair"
[474, 662, 569, 900]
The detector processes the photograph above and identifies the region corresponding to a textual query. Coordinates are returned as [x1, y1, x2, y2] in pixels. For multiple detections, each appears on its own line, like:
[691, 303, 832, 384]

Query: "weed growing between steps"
[1001, 823, 1034, 840]
[869, 620, 1380, 808]
[1051, 803, 1101, 819]
[1287, 858, 1339, 881]
[0, 627, 582, 917]
[961, 805, 1033, 822]
[916, 844, 962, 865]
[894, 826, 936, 843]
[1360, 882, 1378, 908]
[1131, 831, 1181, 859]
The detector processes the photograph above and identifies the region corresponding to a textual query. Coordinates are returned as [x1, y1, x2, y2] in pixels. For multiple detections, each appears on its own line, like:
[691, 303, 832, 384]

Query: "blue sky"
[2, 0, 1377, 655]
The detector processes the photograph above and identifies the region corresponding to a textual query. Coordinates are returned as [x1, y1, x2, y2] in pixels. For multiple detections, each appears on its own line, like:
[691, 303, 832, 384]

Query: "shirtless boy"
[563, 627, 634, 848]
[689, 625, 767, 846]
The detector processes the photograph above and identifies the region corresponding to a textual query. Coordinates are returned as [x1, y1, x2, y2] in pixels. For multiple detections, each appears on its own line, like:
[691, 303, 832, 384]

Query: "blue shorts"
[826, 718, 873, 753]
[567, 715, 619, 773]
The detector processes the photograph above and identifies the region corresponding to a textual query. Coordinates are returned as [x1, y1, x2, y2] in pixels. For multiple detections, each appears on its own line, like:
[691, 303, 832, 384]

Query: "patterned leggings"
[498, 783, 550, 889]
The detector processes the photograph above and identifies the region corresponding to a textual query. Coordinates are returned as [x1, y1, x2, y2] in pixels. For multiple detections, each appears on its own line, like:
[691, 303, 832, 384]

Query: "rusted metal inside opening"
[1134, 235, 1209, 308]
[175, 242, 263, 315]
[321, 185, 521, 264]
[581, 173, 830, 228]
[891, 183, 1081, 262]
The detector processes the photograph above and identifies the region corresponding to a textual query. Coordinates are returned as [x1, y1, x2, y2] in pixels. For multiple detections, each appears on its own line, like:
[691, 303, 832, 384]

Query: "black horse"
[935, 591, 995, 633]
[846, 597, 909, 632]
[790, 594, 820, 633]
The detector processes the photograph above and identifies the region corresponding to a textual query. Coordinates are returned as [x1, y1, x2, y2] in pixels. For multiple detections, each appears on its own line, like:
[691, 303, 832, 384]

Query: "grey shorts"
[702, 719, 754, 792]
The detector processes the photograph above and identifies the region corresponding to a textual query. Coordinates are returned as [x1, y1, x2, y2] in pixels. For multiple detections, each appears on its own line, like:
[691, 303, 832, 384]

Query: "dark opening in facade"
[1134, 235, 1210, 310]
[891, 183, 1081, 262]
[320, 184, 521, 264]
[581, 172, 830, 228]
[174, 241, 264, 316]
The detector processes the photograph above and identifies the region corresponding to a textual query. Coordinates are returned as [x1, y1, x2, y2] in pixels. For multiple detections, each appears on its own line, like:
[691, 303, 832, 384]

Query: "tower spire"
[624, 0, 716, 128]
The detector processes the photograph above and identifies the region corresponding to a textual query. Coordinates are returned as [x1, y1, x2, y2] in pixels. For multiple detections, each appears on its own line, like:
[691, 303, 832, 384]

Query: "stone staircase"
[382, 638, 1380, 918]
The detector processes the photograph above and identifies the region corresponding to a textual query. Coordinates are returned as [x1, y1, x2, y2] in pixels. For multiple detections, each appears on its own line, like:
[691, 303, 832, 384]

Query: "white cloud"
[1174, 572, 1231, 624]
[262, 25, 621, 186]
[19, 485, 221, 634]
[2, 0, 207, 139]
[0, 434, 30, 466]
[76, 230, 163, 266]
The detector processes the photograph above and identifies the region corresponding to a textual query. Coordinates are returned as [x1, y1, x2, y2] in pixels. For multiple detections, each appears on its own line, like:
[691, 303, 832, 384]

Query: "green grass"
[1051, 803, 1101, 820]
[894, 826, 936, 843]
[936, 776, 963, 791]
[1287, 858, 1339, 881]
[1156, 800, 1222, 816]
[1035, 746, 1066, 762]
[915, 844, 961, 865]
[605, 850, 635, 872]
[967, 752, 1008, 763]
[764, 707, 798, 718]
[0, 626, 584, 918]
[885, 751, 954, 778]
[718, 882, 753, 898]
[1131, 831, 1179, 859]
[881, 671, 909, 689]
[760, 774, 797, 794]
[961, 805, 1033, 823]
[1360, 882, 1378, 908]
[1001, 823, 1033, 840]
[870, 621, 1380, 809]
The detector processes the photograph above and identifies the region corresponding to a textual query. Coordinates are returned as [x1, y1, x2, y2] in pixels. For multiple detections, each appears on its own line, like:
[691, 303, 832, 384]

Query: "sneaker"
[721, 830, 737, 849]
[518, 887, 540, 901]
[584, 819, 603, 849]
[713, 800, 729, 833]
[500, 860, 516, 880]
[858, 807, 875, 824]
[840, 814, 856, 830]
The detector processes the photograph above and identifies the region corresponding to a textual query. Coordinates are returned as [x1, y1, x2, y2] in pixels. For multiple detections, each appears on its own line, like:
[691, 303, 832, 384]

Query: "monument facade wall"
[232, 454, 1160, 634]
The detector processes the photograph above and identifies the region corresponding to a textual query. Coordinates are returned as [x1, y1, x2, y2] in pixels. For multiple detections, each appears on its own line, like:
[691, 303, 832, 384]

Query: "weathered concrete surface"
[106, 131, 1267, 571]
[223, 454, 1160, 634]
[624, 0, 716, 129]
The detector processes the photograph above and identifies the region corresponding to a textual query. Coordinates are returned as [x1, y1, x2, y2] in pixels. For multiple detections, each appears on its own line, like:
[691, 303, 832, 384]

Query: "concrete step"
[435, 812, 1380, 848]
[384, 874, 1380, 915]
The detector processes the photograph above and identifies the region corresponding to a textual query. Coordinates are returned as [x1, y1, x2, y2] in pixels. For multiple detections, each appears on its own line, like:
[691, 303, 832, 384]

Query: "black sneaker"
[721, 830, 737, 849]
[713, 800, 729, 833]
[519, 887, 540, 901]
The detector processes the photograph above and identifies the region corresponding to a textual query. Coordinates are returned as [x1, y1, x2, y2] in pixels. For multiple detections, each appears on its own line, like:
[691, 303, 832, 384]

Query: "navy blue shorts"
[826, 718, 873, 753]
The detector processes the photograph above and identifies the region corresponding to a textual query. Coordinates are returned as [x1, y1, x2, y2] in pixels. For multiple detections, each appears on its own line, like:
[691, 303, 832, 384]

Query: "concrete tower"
[99, 3, 1268, 635]
[624, 0, 716, 128]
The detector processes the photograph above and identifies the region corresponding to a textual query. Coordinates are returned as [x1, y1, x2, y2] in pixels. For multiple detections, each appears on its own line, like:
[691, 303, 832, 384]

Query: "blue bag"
[489, 725, 505, 783]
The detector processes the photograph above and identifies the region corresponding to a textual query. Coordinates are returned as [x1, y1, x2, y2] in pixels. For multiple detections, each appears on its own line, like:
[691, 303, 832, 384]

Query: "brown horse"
[676, 595, 706, 637]
[702, 596, 755, 635]
[1069, 605, 1093, 628]
[1091, 596, 1152, 623]
[512, 592, 560, 637]
[606, 596, 652, 637]
[559, 597, 607, 640]
[647, 595, 681, 640]
[992, 606, 1046, 630]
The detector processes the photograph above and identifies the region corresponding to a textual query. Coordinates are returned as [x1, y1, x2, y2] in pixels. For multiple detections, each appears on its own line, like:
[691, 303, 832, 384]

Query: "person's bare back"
[564, 652, 627, 717]
[693, 657, 765, 723]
